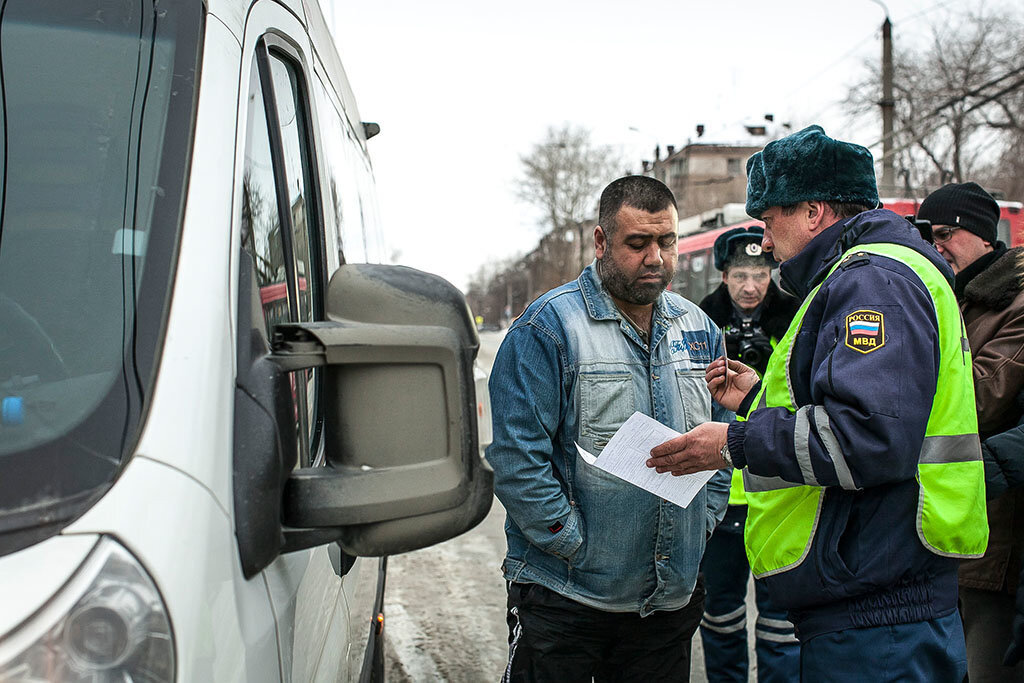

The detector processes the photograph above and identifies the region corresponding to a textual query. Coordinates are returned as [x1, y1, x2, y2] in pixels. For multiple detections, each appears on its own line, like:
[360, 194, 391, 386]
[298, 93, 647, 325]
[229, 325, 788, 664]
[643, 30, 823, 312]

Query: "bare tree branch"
[846, 4, 1024, 193]
[516, 124, 620, 233]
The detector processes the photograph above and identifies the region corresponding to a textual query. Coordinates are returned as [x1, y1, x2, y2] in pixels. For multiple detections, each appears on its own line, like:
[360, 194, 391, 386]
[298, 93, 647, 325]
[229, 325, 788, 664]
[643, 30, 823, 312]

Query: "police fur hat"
[745, 125, 879, 219]
[713, 226, 774, 271]
[917, 182, 999, 245]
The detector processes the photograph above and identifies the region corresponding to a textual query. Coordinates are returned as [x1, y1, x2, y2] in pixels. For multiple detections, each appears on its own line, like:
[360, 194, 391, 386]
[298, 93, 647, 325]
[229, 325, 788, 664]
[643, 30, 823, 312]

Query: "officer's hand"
[705, 358, 758, 411]
[647, 422, 730, 476]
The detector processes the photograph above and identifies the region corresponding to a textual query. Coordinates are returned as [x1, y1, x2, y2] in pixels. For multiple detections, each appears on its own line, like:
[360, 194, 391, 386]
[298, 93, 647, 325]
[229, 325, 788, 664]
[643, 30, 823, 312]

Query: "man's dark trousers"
[503, 578, 705, 682]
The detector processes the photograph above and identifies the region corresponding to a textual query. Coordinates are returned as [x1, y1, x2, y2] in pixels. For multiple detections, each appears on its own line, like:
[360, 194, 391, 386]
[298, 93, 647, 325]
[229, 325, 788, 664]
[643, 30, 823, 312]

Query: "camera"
[905, 214, 933, 244]
[725, 320, 773, 372]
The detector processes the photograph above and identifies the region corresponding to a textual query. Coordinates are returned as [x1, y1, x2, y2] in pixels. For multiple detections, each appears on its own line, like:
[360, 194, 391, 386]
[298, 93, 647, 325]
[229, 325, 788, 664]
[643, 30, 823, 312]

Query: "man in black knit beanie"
[918, 181, 1024, 682]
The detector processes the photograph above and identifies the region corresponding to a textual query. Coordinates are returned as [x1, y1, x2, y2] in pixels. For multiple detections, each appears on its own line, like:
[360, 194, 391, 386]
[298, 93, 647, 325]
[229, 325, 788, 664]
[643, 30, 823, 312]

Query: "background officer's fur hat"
[745, 125, 879, 219]
[713, 226, 775, 271]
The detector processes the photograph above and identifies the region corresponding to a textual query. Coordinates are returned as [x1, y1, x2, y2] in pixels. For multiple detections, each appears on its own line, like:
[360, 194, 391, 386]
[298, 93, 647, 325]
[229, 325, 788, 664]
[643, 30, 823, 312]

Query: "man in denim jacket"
[487, 176, 732, 681]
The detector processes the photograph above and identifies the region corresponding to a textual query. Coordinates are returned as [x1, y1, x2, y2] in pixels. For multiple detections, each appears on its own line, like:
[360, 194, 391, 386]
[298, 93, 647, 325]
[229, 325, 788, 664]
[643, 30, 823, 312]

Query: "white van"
[0, 0, 493, 680]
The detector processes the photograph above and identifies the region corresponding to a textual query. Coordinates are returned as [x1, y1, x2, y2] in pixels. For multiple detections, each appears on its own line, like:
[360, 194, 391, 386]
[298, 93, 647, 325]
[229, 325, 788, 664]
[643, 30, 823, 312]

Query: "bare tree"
[517, 125, 620, 272]
[845, 5, 1024, 196]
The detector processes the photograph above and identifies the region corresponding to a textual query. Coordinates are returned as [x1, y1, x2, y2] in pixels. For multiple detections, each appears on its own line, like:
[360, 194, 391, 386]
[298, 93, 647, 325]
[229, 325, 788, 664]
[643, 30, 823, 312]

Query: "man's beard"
[598, 255, 672, 305]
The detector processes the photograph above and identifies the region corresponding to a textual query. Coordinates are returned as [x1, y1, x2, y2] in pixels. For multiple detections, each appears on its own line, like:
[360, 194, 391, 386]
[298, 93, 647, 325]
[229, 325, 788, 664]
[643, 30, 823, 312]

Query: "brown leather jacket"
[959, 247, 1024, 593]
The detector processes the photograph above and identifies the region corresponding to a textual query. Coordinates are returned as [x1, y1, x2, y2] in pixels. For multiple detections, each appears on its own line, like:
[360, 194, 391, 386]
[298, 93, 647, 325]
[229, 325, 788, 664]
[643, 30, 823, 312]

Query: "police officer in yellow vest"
[646, 125, 988, 681]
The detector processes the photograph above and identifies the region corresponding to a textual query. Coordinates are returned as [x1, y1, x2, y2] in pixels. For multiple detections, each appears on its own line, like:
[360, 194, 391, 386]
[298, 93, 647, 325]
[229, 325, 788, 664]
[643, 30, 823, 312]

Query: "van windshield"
[0, 0, 201, 554]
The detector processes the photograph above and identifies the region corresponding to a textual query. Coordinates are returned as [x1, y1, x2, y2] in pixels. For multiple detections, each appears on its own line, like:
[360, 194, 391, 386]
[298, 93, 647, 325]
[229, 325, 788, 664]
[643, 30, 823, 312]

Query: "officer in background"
[697, 227, 799, 682]
[700, 226, 799, 376]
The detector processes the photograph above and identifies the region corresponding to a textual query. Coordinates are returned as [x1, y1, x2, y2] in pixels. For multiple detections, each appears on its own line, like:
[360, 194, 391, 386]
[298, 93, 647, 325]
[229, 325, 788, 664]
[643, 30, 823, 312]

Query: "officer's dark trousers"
[502, 577, 704, 682]
[699, 506, 798, 682]
[799, 611, 967, 682]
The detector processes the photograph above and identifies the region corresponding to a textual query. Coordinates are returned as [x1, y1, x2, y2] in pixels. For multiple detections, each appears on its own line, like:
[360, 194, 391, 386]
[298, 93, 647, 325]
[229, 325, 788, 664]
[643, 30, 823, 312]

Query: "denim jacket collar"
[579, 261, 688, 323]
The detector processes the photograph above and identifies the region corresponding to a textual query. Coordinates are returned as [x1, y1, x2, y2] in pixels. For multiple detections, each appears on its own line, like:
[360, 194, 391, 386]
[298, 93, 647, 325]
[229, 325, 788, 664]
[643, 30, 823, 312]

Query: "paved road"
[383, 331, 754, 681]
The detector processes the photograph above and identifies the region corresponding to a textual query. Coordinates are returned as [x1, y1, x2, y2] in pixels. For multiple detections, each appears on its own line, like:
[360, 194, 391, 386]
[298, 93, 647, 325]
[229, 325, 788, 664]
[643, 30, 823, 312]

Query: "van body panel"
[233, 3, 362, 680]
[207, 0, 247, 40]
[263, 549, 345, 680]
[340, 556, 380, 679]
[132, 18, 241, 516]
[207, 0, 309, 42]
[0, 535, 96, 635]
[62, 457, 280, 681]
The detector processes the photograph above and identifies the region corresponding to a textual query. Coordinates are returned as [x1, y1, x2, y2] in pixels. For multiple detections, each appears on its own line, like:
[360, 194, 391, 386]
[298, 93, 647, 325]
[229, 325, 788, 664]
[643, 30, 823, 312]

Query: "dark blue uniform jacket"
[727, 209, 964, 640]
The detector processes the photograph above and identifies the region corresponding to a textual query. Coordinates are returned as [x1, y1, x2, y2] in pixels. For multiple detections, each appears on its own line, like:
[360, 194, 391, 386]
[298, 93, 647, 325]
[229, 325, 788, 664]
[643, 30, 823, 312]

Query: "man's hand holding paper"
[575, 412, 723, 508]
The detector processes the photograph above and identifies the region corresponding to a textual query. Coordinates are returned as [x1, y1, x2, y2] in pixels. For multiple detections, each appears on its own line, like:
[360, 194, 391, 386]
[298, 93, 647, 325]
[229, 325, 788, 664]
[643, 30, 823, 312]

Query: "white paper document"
[575, 411, 716, 508]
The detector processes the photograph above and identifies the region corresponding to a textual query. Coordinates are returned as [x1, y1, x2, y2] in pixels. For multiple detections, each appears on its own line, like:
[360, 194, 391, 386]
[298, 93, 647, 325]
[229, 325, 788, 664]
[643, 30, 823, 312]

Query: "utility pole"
[880, 13, 896, 196]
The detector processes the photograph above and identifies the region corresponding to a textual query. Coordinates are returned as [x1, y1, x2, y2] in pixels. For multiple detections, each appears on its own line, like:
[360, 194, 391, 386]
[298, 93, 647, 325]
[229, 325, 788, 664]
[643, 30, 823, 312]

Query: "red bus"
[673, 199, 1024, 303]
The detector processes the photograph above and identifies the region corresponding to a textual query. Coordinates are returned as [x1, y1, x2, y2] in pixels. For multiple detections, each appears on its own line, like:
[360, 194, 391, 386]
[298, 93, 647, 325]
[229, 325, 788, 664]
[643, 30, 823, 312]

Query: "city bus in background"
[673, 198, 1024, 303]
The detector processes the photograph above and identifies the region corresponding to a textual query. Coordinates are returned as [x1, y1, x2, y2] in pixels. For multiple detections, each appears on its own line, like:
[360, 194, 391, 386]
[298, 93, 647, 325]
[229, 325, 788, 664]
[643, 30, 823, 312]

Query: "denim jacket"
[486, 263, 732, 616]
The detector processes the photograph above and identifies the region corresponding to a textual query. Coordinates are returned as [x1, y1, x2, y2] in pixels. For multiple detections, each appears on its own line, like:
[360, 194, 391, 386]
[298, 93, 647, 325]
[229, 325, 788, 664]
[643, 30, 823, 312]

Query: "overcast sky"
[327, 0, 982, 291]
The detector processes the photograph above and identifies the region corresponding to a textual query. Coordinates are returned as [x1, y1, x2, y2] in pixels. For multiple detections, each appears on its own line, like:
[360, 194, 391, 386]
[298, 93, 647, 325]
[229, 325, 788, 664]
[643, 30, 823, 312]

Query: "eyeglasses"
[932, 226, 962, 244]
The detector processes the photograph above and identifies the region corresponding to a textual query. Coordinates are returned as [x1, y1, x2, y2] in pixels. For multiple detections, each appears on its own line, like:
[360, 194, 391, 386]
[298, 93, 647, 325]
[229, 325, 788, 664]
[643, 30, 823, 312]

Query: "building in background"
[642, 116, 790, 219]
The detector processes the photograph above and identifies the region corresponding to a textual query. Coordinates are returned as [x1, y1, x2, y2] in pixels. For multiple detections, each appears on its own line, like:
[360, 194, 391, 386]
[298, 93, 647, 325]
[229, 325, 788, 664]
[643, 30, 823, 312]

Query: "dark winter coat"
[958, 246, 1024, 594]
[982, 396, 1024, 664]
[983, 396, 1024, 501]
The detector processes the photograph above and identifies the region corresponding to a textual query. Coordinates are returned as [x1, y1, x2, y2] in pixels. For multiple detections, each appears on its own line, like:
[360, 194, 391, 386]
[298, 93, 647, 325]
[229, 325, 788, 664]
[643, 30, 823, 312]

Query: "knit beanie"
[917, 182, 999, 244]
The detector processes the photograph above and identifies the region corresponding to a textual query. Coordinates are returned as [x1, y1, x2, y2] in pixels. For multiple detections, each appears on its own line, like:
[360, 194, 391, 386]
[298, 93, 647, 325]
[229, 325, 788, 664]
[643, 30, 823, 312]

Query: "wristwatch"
[720, 441, 733, 468]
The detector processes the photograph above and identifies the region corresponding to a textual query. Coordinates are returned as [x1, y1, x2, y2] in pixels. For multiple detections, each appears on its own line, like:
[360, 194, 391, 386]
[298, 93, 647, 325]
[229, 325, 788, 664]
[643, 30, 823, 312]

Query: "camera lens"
[739, 337, 773, 370]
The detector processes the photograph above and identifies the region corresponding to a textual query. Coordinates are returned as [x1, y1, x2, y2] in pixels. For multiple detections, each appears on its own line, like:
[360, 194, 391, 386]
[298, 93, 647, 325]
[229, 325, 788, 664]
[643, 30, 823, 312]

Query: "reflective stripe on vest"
[739, 243, 989, 578]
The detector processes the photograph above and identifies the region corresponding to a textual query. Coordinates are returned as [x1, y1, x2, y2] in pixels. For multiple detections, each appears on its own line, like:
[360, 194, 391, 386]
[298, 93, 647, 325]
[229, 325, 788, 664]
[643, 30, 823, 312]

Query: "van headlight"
[0, 536, 174, 682]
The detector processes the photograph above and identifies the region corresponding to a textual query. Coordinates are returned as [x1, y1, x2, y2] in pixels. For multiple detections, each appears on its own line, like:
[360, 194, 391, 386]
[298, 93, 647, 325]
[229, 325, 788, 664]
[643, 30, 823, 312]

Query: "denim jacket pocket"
[675, 369, 712, 430]
[579, 372, 634, 438]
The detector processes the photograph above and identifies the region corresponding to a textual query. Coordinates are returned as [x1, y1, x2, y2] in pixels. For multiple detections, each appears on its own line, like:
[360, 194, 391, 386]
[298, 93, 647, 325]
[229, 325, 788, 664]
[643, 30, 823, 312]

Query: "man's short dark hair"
[780, 201, 871, 220]
[598, 176, 677, 236]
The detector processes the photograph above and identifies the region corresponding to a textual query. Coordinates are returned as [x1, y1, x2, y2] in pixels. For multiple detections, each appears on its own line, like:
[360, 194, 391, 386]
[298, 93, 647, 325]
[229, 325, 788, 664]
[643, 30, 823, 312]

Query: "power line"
[785, 0, 974, 124]
[782, 29, 877, 102]
[873, 71, 1024, 162]
[899, 0, 959, 24]
[866, 63, 1024, 154]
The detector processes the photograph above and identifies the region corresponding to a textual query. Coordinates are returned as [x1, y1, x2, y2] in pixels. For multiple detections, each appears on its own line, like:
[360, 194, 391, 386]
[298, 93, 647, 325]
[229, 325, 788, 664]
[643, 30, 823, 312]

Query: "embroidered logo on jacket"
[845, 310, 884, 353]
[669, 337, 710, 360]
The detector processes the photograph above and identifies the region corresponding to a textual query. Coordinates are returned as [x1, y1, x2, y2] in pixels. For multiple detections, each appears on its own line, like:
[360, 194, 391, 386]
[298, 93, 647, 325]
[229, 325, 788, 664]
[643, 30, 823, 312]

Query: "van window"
[0, 0, 201, 555]
[241, 62, 291, 329]
[268, 54, 320, 326]
[240, 43, 324, 467]
[313, 77, 364, 265]
[311, 75, 387, 267]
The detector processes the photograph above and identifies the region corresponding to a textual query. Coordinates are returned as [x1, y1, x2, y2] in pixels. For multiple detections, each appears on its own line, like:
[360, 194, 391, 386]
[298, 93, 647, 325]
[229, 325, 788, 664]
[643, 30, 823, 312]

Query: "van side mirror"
[275, 264, 493, 556]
